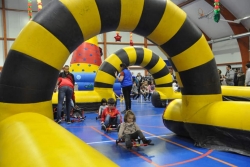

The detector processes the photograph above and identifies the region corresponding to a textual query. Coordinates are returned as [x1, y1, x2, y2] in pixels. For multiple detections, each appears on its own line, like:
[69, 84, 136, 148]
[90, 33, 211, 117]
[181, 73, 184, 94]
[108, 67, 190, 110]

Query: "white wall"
[129, 67, 146, 77]
[213, 39, 242, 74]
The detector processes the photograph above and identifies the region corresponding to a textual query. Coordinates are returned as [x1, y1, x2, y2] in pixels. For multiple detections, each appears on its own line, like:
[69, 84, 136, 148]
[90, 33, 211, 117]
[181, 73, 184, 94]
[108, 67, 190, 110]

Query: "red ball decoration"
[130, 40, 134, 46]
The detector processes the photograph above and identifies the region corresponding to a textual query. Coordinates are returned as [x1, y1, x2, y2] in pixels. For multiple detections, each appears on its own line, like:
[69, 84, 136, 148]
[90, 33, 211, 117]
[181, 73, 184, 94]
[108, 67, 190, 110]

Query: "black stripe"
[156, 83, 172, 87]
[98, 62, 117, 77]
[163, 120, 190, 137]
[0, 50, 59, 103]
[115, 49, 129, 66]
[144, 52, 160, 70]
[160, 17, 202, 57]
[134, 47, 144, 65]
[94, 82, 113, 88]
[180, 58, 221, 95]
[152, 65, 168, 79]
[32, 1, 83, 53]
[185, 123, 250, 156]
[133, 0, 166, 37]
[95, 0, 121, 33]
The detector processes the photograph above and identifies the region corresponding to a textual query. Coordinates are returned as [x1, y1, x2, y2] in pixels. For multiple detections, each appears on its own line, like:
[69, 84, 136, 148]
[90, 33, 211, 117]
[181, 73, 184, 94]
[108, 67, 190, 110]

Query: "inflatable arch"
[0, 0, 249, 166]
[52, 46, 181, 110]
[95, 46, 181, 107]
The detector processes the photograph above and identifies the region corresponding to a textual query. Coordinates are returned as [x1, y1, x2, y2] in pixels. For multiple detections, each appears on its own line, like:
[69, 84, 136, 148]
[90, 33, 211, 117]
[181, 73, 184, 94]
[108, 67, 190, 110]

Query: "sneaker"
[142, 139, 152, 145]
[57, 119, 62, 124]
[101, 124, 106, 131]
[67, 119, 71, 124]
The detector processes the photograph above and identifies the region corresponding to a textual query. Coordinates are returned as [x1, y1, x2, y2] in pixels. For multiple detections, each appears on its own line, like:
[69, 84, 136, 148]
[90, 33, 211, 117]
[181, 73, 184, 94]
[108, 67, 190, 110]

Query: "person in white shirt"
[245, 63, 250, 86]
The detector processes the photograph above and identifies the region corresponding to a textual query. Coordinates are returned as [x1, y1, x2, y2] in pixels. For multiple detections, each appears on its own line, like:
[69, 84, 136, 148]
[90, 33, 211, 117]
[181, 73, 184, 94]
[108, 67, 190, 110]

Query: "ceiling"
[5, 0, 250, 42]
[172, 0, 250, 41]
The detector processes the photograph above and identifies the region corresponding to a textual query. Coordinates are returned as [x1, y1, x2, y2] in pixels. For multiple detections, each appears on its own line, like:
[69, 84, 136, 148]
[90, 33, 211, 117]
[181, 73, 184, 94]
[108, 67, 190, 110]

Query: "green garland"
[214, 0, 220, 23]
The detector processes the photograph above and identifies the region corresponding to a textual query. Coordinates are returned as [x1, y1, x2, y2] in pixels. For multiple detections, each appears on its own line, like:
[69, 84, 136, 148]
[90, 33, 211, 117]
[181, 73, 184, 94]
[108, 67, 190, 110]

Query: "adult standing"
[245, 63, 250, 86]
[223, 65, 235, 86]
[54, 65, 75, 123]
[115, 63, 133, 113]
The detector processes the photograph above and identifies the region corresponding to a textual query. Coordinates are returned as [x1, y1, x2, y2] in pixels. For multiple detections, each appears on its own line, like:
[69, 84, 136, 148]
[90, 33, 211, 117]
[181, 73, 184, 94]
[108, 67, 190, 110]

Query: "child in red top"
[101, 98, 122, 131]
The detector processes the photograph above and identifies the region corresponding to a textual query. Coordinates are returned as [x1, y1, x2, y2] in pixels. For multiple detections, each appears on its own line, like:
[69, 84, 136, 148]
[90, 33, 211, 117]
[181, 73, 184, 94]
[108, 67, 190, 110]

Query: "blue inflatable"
[73, 72, 121, 95]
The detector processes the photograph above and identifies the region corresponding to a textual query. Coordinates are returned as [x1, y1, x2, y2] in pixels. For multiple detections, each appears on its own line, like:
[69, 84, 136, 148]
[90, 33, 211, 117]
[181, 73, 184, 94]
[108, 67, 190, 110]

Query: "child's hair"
[124, 110, 136, 122]
[107, 98, 115, 104]
[101, 98, 107, 104]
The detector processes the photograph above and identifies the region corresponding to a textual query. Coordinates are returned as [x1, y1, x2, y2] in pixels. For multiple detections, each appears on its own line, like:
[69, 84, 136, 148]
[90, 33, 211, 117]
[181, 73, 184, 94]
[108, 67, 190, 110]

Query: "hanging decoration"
[129, 32, 133, 46]
[114, 31, 122, 42]
[28, 0, 32, 20]
[213, 0, 220, 23]
[37, 0, 43, 11]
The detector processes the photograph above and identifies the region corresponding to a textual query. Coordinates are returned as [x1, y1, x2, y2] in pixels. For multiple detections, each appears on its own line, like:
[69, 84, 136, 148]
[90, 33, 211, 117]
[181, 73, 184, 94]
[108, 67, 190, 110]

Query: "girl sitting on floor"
[118, 110, 151, 149]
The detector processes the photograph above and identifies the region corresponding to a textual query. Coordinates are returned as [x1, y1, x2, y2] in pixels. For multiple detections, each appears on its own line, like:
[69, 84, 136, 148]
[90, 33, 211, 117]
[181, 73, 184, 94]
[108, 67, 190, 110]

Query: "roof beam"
[178, 0, 195, 7]
[177, 0, 211, 49]
[205, 0, 249, 72]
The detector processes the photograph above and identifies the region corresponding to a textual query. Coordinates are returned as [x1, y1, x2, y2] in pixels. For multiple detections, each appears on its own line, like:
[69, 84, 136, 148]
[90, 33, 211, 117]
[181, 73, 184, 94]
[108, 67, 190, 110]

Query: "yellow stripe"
[105, 54, 123, 71]
[60, 0, 101, 40]
[147, 0, 186, 45]
[0, 101, 53, 122]
[149, 59, 166, 74]
[172, 35, 213, 72]
[85, 36, 99, 46]
[140, 48, 152, 67]
[11, 21, 69, 70]
[0, 113, 118, 167]
[124, 47, 137, 65]
[163, 99, 183, 121]
[52, 90, 115, 104]
[95, 71, 116, 84]
[164, 99, 250, 131]
[70, 63, 100, 73]
[221, 86, 250, 97]
[154, 75, 172, 85]
[117, 0, 144, 31]
[182, 95, 222, 120]
[188, 101, 250, 131]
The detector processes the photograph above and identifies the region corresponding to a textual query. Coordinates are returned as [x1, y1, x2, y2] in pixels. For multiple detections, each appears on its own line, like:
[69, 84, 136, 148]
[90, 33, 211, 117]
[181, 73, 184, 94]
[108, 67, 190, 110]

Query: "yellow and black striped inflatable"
[0, 0, 249, 166]
[95, 46, 181, 107]
[52, 46, 181, 109]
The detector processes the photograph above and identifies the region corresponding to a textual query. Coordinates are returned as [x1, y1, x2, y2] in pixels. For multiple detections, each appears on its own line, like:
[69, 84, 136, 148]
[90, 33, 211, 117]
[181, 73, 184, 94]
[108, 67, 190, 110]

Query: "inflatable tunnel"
[0, 0, 249, 166]
[73, 72, 121, 94]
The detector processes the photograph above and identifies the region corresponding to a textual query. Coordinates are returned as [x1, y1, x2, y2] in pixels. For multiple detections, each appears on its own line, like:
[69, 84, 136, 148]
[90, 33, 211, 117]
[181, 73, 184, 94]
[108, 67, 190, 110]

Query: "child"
[118, 110, 151, 149]
[101, 98, 122, 131]
[97, 98, 107, 119]
[147, 81, 155, 100]
[131, 82, 139, 100]
[172, 80, 180, 92]
[140, 85, 148, 101]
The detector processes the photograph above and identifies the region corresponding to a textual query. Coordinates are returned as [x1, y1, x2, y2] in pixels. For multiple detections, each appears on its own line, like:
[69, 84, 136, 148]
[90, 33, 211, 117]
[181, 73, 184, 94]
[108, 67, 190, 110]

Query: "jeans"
[104, 114, 121, 127]
[226, 81, 234, 86]
[57, 86, 73, 121]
